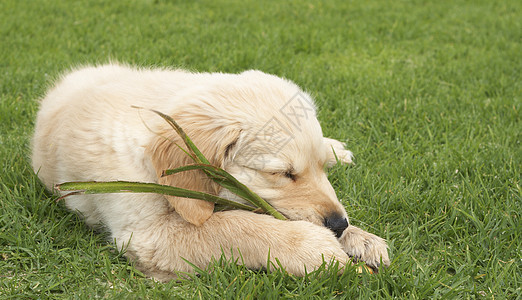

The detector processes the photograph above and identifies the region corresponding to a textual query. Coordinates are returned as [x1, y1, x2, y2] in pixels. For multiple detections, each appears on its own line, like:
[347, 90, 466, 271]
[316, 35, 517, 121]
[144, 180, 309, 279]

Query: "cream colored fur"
[32, 64, 389, 280]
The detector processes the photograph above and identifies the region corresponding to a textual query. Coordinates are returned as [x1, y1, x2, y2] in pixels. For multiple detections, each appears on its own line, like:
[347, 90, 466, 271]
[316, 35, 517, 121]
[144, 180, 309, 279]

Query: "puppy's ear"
[324, 137, 354, 168]
[146, 119, 240, 226]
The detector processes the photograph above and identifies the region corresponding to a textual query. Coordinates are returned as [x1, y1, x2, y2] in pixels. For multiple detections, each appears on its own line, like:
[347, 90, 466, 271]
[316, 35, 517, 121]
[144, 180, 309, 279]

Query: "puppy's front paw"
[338, 226, 390, 271]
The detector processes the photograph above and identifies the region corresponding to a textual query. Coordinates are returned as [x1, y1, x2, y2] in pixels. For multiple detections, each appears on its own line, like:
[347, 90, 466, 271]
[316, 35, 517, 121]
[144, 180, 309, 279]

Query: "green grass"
[1, 0, 520, 298]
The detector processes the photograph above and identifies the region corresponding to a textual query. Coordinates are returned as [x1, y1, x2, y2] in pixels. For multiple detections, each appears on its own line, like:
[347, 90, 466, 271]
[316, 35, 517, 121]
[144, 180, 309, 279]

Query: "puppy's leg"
[337, 226, 390, 271]
[123, 210, 349, 281]
[324, 137, 354, 166]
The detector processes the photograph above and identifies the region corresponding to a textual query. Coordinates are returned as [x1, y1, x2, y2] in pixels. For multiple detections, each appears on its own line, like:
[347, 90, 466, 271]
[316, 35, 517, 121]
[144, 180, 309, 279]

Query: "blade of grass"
[162, 164, 227, 179]
[56, 181, 256, 211]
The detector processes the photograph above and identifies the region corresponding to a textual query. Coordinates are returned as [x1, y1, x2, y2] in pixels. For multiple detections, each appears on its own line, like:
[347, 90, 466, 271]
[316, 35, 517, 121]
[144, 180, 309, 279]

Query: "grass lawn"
[1, 0, 520, 298]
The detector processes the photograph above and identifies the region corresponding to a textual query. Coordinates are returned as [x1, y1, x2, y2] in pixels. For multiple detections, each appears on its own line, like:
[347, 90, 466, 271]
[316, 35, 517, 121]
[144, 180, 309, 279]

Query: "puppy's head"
[148, 71, 349, 235]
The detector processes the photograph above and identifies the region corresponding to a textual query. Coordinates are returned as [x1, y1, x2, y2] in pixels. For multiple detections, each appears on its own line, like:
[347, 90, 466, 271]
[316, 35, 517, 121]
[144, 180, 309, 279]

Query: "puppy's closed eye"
[283, 171, 297, 181]
[269, 170, 297, 182]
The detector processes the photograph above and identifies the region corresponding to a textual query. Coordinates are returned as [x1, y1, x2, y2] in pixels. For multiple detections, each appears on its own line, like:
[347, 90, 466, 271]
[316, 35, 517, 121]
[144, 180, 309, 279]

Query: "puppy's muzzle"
[324, 215, 349, 238]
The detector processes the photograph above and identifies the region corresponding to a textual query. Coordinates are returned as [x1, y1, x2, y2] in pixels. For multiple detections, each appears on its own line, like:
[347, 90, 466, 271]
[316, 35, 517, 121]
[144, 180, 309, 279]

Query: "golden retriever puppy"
[32, 64, 389, 281]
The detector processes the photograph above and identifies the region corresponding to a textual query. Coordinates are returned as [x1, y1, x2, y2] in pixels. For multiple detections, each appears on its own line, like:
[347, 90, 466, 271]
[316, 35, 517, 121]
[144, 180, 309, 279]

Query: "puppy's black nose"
[324, 215, 349, 238]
